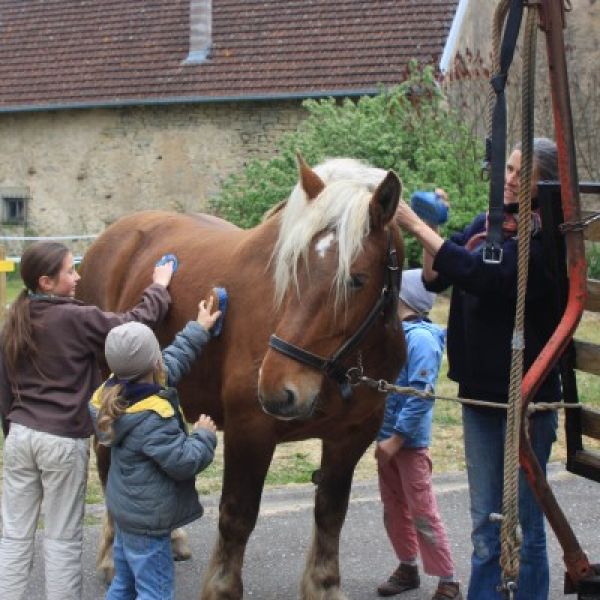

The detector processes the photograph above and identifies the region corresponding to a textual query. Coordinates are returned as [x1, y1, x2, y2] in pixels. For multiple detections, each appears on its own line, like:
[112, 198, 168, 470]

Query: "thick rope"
[499, 4, 538, 588]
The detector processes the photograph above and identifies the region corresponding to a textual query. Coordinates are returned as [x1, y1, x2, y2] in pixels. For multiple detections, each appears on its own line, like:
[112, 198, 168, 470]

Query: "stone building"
[0, 0, 459, 253]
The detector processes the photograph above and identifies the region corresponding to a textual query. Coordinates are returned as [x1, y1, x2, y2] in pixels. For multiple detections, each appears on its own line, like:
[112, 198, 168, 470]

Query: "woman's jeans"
[107, 524, 174, 600]
[462, 406, 558, 600]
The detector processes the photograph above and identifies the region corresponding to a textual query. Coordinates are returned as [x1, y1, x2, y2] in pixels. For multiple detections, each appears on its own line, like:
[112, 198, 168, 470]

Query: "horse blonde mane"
[273, 158, 387, 307]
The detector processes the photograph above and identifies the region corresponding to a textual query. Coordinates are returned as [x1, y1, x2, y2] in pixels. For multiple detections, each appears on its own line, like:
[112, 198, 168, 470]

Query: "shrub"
[586, 242, 600, 280]
[210, 63, 488, 266]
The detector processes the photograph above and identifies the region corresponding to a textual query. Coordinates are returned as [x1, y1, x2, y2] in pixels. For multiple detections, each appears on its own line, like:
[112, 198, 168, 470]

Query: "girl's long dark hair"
[1, 241, 69, 376]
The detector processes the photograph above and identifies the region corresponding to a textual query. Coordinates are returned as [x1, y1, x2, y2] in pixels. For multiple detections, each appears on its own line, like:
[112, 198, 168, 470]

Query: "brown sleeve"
[0, 348, 14, 436]
[75, 283, 172, 353]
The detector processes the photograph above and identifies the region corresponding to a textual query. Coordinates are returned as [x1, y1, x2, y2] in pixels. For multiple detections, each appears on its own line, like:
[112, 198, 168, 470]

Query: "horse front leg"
[301, 425, 378, 600]
[201, 428, 275, 600]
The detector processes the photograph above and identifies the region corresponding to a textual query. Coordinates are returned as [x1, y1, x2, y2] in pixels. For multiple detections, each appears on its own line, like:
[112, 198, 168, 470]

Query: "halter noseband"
[268, 230, 400, 400]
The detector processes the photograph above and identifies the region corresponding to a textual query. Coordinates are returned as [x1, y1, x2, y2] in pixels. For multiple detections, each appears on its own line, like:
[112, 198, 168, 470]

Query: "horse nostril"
[284, 388, 296, 407]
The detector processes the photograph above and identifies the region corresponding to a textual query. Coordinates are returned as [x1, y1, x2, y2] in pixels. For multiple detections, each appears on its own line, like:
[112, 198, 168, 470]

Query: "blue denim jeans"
[462, 406, 557, 600]
[106, 525, 174, 600]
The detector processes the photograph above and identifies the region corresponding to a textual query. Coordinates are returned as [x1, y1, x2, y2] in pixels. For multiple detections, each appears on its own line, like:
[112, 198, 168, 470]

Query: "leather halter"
[268, 230, 400, 400]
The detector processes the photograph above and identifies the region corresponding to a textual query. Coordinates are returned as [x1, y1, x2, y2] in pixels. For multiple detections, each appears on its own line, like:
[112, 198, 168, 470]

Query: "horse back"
[77, 210, 259, 425]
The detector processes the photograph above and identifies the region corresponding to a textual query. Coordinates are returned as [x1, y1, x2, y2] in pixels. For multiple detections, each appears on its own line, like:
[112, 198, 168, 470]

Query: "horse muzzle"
[258, 381, 320, 421]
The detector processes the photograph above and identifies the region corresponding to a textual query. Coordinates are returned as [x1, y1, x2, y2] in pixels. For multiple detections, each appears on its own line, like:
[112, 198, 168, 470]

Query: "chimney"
[185, 0, 212, 64]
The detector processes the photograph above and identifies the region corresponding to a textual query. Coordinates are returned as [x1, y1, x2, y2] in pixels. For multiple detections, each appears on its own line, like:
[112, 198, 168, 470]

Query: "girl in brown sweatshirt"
[0, 241, 173, 600]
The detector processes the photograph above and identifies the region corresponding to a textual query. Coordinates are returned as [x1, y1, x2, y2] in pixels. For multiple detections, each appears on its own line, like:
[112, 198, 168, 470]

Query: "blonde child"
[89, 297, 221, 600]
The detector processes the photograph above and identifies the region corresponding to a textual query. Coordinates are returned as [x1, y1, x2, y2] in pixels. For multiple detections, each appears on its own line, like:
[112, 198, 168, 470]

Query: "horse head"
[258, 155, 403, 420]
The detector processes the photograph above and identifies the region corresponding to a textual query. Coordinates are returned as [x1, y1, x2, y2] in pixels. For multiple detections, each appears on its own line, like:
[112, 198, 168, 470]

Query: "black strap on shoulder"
[484, 0, 524, 264]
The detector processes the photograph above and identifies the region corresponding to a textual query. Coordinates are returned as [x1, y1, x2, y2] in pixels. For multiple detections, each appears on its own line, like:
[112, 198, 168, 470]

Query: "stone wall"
[0, 100, 305, 255]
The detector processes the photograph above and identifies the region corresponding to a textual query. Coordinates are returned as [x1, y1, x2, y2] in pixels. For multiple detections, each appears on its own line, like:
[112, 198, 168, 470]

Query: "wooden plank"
[586, 278, 600, 312]
[574, 340, 600, 375]
[568, 449, 600, 483]
[583, 211, 600, 242]
[574, 449, 600, 471]
[581, 406, 600, 440]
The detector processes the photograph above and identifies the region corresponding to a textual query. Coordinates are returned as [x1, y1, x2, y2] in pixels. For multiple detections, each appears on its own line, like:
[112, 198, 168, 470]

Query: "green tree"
[210, 63, 488, 265]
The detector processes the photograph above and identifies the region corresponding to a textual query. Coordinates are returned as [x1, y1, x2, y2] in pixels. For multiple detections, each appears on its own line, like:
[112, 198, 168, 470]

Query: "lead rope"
[500, 4, 538, 595]
[348, 374, 581, 415]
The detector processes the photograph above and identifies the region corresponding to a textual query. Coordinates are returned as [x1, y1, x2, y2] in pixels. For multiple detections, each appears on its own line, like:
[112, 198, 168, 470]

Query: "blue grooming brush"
[156, 253, 179, 274]
[212, 287, 228, 337]
[410, 191, 449, 225]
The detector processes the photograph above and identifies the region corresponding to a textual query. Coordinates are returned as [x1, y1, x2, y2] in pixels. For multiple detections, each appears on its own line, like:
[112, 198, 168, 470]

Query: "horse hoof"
[301, 591, 348, 600]
[301, 579, 348, 600]
[172, 528, 192, 561]
[173, 548, 192, 561]
[98, 564, 115, 585]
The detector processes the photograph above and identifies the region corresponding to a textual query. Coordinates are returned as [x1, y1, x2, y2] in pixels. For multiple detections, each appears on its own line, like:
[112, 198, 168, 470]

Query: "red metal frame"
[517, 0, 596, 590]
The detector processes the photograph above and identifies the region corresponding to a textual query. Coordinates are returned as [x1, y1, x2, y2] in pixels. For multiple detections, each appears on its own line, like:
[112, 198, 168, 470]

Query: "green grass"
[195, 440, 319, 496]
[264, 451, 318, 486]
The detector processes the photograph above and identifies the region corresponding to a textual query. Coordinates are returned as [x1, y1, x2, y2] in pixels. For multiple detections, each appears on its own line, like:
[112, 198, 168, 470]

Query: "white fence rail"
[0, 234, 99, 265]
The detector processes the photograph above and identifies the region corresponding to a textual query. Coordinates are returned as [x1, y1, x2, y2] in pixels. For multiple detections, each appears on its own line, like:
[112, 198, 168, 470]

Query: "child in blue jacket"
[376, 269, 461, 600]
[89, 297, 221, 600]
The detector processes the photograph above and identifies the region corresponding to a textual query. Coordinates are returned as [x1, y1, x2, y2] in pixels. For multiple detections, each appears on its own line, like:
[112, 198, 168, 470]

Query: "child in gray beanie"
[89, 297, 221, 600]
[399, 268, 436, 316]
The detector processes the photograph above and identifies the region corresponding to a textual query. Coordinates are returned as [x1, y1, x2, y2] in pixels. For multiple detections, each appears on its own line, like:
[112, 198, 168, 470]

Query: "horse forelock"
[272, 158, 387, 307]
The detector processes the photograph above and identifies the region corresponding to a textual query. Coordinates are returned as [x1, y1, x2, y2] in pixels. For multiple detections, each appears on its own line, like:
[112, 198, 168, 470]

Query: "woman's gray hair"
[514, 137, 558, 181]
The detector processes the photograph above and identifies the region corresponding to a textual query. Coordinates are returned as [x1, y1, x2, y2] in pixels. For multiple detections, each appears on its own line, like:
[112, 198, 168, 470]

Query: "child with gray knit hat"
[399, 269, 436, 316]
[89, 296, 221, 599]
[104, 321, 163, 381]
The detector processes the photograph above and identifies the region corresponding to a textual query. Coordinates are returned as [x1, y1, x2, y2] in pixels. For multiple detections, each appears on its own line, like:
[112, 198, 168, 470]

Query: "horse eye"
[348, 274, 365, 289]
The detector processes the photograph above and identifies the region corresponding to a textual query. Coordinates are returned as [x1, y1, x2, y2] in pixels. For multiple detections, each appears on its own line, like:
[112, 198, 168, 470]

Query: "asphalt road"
[21, 463, 600, 599]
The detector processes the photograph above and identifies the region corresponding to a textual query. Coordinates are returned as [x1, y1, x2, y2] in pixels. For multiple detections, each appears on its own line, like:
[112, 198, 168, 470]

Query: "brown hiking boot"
[432, 581, 462, 600]
[377, 563, 420, 596]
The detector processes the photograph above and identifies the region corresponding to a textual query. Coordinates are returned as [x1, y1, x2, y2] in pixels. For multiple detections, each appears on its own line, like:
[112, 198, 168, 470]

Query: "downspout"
[440, 0, 470, 73]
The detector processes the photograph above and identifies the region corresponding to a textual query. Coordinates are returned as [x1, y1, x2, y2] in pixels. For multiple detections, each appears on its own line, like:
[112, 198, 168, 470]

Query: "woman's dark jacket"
[425, 212, 561, 404]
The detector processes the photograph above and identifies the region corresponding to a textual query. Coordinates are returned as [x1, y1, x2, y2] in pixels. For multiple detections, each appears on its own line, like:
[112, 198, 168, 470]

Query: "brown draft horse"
[77, 156, 406, 599]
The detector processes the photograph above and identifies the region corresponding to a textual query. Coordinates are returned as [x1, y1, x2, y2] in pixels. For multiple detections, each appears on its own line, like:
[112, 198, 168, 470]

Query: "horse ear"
[296, 153, 325, 201]
[370, 171, 402, 229]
